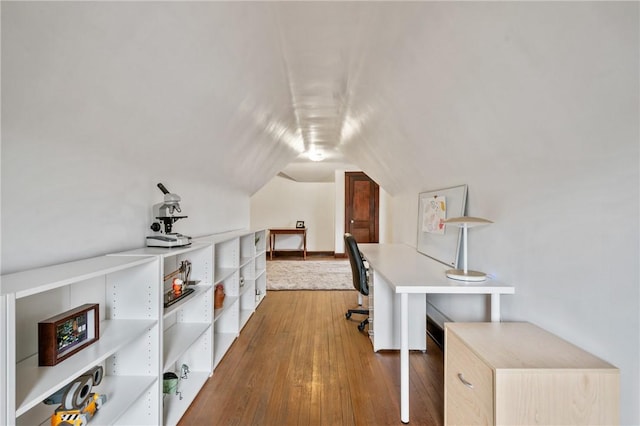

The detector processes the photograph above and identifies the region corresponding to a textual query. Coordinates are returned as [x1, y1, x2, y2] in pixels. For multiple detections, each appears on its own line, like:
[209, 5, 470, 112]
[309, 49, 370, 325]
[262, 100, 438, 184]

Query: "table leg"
[401, 292, 409, 423]
[303, 230, 307, 260]
[490, 293, 501, 322]
[270, 234, 273, 260]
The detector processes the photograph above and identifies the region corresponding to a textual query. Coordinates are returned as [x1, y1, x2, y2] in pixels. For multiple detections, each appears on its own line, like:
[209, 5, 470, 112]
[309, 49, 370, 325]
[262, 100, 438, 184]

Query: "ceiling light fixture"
[307, 149, 325, 162]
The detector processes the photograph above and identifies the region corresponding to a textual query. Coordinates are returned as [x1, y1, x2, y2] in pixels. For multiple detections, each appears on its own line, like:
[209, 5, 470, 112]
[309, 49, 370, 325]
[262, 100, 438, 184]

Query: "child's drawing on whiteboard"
[423, 196, 446, 234]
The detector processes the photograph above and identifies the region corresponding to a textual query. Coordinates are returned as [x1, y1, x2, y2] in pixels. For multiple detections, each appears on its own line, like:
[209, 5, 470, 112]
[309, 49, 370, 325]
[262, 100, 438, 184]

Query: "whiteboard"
[417, 184, 468, 267]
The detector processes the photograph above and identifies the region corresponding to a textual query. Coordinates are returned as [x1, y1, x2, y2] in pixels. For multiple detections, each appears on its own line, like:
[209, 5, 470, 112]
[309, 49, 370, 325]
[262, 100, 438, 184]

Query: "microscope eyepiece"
[157, 183, 170, 194]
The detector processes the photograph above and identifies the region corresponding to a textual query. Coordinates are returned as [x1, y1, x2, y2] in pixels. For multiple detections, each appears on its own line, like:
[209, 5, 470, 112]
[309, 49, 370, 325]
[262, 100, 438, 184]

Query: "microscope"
[146, 183, 192, 248]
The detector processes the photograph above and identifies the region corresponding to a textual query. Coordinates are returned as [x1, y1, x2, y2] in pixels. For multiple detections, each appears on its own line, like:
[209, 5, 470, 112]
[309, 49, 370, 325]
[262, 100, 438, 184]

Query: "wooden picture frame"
[38, 303, 99, 366]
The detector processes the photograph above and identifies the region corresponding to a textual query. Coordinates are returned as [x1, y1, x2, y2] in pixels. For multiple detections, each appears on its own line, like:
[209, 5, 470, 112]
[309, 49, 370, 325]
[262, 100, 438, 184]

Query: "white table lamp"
[444, 216, 493, 282]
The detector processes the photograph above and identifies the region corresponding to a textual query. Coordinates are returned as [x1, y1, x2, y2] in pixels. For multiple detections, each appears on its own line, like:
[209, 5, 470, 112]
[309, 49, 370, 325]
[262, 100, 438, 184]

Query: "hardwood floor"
[179, 291, 444, 426]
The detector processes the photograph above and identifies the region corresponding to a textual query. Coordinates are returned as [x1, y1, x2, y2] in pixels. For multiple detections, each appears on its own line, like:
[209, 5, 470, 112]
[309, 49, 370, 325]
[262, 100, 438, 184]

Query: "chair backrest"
[344, 233, 368, 296]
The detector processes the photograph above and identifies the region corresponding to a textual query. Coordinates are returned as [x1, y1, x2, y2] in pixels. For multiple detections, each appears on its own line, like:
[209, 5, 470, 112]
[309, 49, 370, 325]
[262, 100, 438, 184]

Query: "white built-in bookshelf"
[1, 229, 266, 426]
[194, 229, 267, 368]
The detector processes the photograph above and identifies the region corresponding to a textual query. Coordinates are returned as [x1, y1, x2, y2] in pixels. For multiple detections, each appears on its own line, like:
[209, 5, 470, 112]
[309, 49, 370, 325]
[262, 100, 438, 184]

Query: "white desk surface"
[359, 243, 514, 295]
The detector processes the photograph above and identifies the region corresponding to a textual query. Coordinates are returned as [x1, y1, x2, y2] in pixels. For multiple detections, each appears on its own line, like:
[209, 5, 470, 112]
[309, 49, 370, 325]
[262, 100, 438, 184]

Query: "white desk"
[358, 243, 515, 424]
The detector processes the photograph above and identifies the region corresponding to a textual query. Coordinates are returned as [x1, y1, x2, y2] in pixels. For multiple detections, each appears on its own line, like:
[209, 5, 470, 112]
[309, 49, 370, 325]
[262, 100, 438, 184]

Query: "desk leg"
[400, 292, 409, 423]
[490, 293, 501, 322]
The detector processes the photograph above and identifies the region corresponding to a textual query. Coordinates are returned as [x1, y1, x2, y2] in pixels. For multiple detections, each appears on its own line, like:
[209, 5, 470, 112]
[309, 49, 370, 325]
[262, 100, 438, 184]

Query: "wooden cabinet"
[367, 269, 426, 352]
[445, 322, 619, 426]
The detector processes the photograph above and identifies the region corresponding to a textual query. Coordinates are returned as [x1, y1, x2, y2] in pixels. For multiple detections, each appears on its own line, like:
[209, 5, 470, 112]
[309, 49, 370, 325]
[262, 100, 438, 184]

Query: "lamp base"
[446, 269, 487, 282]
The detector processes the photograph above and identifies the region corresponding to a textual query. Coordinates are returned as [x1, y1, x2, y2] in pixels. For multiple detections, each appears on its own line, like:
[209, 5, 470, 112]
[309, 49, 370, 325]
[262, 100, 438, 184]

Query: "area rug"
[266, 260, 354, 290]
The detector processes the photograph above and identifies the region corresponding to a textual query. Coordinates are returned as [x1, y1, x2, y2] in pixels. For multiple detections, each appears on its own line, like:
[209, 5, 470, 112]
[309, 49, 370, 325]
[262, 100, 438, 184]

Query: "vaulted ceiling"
[3, 2, 633, 194]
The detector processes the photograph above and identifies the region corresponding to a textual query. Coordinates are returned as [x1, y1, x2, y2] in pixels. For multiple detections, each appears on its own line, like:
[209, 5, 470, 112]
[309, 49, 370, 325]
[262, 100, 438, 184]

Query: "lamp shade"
[443, 216, 493, 227]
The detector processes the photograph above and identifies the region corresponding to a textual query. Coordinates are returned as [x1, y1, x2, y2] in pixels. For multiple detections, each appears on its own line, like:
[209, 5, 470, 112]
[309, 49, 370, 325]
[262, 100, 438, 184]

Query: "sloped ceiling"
[3, 2, 634, 193]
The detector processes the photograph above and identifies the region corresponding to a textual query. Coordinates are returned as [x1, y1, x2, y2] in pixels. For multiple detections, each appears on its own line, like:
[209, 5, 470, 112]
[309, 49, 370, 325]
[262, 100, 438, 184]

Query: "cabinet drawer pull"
[457, 373, 474, 389]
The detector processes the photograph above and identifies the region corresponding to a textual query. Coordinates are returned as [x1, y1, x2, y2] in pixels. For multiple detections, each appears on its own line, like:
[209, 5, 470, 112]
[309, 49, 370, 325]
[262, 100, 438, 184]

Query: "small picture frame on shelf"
[296, 221, 305, 229]
[38, 303, 99, 366]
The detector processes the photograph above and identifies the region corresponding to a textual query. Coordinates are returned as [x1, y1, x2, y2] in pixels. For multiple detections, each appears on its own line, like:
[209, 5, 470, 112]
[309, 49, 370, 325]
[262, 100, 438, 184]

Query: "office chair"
[344, 233, 369, 332]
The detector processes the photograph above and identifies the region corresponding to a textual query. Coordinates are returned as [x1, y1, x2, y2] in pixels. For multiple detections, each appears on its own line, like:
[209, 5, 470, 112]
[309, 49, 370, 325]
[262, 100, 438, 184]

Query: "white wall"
[1, 3, 261, 273]
[385, 3, 639, 421]
[1, 162, 249, 274]
[378, 188, 392, 244]
[1, 102, 251, 272]
[334, 171, 347, 253]
[250, 175, 335, 252]
[252, 171, 390, 255]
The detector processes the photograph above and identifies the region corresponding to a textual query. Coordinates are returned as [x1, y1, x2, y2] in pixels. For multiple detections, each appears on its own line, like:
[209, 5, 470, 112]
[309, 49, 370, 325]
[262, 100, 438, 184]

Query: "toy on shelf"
[44, 366, 107, 426]
[163, 364, 190, 400]
[163, 260, 197, 308]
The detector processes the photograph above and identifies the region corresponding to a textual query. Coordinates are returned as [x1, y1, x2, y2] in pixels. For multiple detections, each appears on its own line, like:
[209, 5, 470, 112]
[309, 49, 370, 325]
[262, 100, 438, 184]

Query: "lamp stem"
[462, 224, 468, 274]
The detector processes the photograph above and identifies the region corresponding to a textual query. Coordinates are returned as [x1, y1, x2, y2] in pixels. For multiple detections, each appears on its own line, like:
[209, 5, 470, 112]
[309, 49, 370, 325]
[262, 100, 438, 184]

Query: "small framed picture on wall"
[296, 221, 305, 229]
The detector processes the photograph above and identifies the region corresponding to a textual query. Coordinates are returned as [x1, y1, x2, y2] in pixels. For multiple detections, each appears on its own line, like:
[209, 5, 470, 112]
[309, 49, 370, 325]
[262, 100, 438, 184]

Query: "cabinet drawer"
[445, 331, 494, 425]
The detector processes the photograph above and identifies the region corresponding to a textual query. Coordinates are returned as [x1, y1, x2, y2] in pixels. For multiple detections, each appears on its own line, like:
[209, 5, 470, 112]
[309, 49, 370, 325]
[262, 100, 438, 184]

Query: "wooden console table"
[269, 228, 307, 260]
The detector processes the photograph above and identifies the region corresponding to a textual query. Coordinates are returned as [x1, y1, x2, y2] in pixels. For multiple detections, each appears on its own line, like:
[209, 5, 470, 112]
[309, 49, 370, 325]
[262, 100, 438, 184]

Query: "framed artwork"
[38, 303, 99, 366]
[417, 185, 467, 267]
[422, 195, 447, 235]
[296, 221, 305, 229]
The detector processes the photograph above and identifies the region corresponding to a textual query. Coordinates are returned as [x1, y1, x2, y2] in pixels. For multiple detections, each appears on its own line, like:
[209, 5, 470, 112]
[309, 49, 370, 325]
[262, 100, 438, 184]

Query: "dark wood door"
[345, 172, 379, 243]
